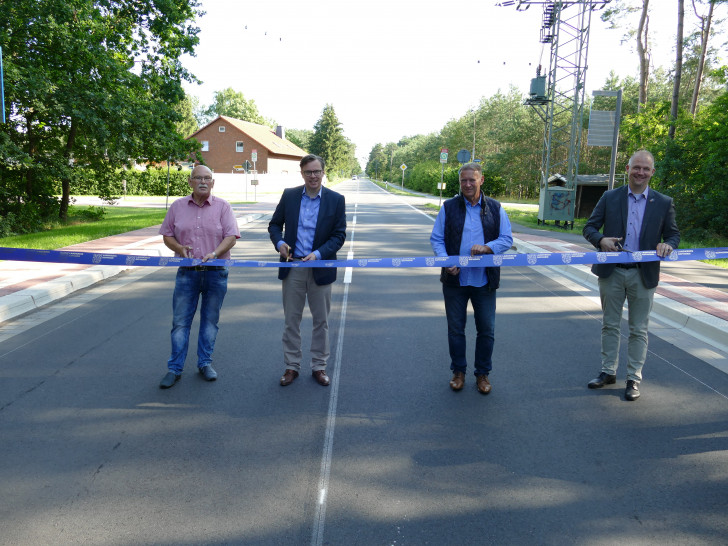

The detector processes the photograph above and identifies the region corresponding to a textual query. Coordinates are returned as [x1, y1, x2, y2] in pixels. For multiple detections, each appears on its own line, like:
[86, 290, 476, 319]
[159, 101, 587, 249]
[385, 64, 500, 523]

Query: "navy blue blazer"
[268, 185, 347, 285]
[583, 185, 680, 289]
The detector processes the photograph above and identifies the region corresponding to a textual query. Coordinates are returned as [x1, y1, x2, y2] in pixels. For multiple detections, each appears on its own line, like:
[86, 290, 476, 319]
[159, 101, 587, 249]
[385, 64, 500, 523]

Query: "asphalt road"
[1, 179, 726, 545]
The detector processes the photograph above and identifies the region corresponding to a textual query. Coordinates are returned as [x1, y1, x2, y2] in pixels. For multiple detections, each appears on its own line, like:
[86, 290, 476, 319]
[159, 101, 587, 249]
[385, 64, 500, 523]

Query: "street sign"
[251, 150, 258, 162]
[456, 149, 471, 163]
[440, 151, 448, 164]
[233, 165, 244, 171]
[400, 164, 407, 171]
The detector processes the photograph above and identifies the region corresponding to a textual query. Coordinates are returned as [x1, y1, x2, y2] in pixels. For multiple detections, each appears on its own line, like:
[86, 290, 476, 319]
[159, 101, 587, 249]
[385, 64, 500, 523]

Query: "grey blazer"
[583, 185, 680, 289]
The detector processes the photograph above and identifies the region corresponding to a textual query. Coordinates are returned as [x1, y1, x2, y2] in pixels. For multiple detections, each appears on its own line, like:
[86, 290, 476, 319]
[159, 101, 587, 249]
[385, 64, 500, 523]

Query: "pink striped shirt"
[159, 195, 240, 259]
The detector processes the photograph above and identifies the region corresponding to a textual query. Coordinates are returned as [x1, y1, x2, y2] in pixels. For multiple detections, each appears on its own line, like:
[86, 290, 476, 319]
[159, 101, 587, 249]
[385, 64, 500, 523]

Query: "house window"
[236, 141, 244, 152]
[201, 140, 209, 152]
[219, 126, 226, 132]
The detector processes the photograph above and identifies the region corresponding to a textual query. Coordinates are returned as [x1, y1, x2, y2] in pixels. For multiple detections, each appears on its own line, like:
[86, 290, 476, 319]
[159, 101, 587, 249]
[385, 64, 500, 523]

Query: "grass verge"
[0, 206, 168, 250]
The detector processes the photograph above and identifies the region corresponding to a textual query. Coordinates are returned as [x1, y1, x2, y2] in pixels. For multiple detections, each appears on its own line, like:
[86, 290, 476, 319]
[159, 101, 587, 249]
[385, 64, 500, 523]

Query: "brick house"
[188, 115, 307, 174]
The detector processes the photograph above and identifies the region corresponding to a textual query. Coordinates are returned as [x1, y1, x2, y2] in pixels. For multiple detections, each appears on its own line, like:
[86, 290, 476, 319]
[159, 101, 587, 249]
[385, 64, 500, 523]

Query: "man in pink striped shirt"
[158, 165, 240, 389]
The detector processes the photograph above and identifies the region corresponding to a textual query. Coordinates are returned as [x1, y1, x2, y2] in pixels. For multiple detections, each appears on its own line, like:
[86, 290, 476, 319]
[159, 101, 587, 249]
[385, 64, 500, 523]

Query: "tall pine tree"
[309, 104, 350, 179]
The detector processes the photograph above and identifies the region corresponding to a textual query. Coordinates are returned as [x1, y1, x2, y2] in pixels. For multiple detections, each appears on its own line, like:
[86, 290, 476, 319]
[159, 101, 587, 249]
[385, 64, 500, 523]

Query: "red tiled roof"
[189, 116, 307, 158]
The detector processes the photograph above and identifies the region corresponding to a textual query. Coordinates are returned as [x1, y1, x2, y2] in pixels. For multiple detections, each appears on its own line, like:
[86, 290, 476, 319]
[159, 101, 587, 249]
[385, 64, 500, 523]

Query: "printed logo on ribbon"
[126, 256, 136, 265]
[706, 250, 716, 259]
[92, 254, 102, 264]
[527, 254, 537, 265]
[425, 257, 435, 267]
[597, 253, 607, 263]
[358, 259, 368, 267]
[493, 255, 503, 266]
[632, 251, 643, 262]
[258, 261, 267, 267]
[392, 258, 402, 267]
[225, 260, 234, 267]
[459, 256, 469, 267]
[668, 252, 679, 261]
[561, 254, 572, 264]
[159, 257, 170, 266]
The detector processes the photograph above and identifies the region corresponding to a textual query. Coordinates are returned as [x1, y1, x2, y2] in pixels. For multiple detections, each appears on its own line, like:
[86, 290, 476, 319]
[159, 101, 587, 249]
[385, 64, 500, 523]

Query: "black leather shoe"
[199, 365, 217, 381]
[159, 371, 181, 389]
[588, 372, 617, 389]
[625, 380, 640, 401]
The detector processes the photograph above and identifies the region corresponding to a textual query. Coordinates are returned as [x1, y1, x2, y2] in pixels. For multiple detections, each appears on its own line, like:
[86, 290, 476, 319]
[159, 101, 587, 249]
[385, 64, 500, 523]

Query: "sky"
[181, 0, 694, 166]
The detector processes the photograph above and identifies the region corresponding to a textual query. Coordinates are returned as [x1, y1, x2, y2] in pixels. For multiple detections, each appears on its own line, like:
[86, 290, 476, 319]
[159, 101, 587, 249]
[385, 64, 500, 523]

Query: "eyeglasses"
[191, 176, 213, 182]
[302, 170, 323, 177]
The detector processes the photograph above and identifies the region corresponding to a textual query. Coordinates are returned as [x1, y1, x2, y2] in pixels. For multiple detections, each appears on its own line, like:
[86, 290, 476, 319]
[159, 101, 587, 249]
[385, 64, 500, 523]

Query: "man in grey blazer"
[268, 154, 346, 387]
[583, 150, 680, 401]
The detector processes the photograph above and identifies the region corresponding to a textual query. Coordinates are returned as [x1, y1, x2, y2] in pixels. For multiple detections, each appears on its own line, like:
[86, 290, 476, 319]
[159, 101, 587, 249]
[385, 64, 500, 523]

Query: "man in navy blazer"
[583, 149, 680, 401]
[268, 154, 346, 387]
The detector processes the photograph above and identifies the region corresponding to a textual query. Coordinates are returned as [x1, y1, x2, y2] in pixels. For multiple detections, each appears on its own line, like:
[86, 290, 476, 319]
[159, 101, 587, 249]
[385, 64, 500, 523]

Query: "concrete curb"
[514, 237, 728, 354]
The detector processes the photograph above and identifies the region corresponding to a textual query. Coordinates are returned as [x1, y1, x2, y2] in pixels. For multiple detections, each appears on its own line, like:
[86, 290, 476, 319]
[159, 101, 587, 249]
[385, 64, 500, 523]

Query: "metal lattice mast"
[518, 1, 609, 203]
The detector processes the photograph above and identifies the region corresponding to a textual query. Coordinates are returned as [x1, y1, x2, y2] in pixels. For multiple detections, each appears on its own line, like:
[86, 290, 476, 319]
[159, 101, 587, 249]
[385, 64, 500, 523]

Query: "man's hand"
[301, 252, 317, 261]
[598, 237, 623, 252]
[180, 245, 193, 258]
[471, 244, 493, 256]
[279, 243, 291, 262]
[656, 242, 674, 258]
[446, 265, 460, 275]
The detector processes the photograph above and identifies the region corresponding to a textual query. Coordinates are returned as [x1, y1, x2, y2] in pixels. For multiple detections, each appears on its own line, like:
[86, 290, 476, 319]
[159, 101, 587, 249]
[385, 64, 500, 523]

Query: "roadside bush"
[0, 201, 53, 236]
[64, 166, 191, 197]
[406, 161, 506, 199]
[123, 168, 190, 196]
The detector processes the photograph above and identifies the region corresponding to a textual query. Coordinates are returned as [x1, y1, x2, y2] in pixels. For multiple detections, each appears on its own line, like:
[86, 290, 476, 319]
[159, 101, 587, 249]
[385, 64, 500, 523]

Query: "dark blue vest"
[440, 193, 502, 289]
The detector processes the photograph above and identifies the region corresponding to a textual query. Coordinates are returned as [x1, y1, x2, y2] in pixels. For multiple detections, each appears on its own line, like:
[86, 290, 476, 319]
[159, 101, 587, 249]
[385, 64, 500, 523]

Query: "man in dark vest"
[430, 162, 513, 394]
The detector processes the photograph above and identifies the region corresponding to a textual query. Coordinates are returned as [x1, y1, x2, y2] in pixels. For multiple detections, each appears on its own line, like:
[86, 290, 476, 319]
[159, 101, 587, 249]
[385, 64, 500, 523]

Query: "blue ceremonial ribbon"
[1, 247, 726, 268]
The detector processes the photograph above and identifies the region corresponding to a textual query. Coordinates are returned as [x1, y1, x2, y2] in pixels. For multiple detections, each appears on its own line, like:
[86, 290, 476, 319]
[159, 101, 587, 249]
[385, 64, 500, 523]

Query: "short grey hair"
[459, 162, 483, 176]
[628, 149, 655, 166]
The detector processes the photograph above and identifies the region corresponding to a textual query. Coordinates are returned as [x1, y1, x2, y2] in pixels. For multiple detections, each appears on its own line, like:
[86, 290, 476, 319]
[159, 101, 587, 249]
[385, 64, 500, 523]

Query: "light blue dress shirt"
[624, 187, 648, 252]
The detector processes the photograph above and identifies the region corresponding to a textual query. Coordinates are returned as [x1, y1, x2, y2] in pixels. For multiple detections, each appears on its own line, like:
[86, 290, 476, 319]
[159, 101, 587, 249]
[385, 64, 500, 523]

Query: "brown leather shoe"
[312, 370, 330, 386]
[449, 371, 465, 391]
[476, 375, 491, 394]
[280, 369, 298, 386]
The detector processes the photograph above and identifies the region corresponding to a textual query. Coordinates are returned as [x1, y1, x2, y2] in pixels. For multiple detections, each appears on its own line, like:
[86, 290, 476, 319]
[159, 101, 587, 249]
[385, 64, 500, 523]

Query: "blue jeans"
[443, 283, 497, 376]
[167, 267, 229, 373]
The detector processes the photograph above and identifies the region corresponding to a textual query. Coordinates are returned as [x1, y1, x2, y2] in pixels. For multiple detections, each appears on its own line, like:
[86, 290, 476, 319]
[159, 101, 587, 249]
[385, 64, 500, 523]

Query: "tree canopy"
[365, 4, 728, 237]
[309, 104, 359, 178]
[202, 87, 274, 127]
[0, 0, 203, 222]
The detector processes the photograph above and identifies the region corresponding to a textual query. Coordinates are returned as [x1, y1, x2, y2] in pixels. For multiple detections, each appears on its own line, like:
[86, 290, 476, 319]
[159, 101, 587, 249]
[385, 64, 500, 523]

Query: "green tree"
[602, 0, 653, 110]
[203, 87, 273, 126]
[175, 94, 200, 138]
[366, 143, 385, 179]
[0, 0, 202, 221]
[658, 92, 728, 237]
[309, 104, 350, 179]
[286, 128, 313, 151]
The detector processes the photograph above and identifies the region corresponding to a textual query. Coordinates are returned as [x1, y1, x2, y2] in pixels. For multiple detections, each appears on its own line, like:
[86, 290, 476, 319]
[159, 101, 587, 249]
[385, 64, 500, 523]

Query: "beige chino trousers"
[281, 267, 332, 372]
